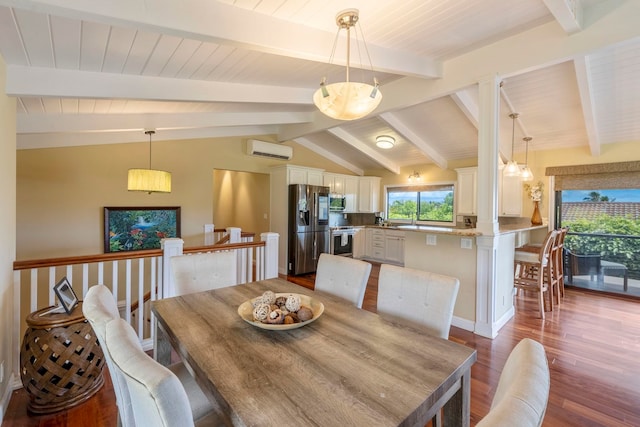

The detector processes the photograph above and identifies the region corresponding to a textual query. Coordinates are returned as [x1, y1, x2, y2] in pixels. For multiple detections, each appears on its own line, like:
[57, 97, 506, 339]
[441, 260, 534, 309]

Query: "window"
[386, 183, 455, 224]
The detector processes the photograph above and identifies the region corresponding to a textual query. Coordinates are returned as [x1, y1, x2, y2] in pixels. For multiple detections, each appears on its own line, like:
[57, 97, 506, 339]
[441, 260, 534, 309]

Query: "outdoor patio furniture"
[566, 250, 628, 291]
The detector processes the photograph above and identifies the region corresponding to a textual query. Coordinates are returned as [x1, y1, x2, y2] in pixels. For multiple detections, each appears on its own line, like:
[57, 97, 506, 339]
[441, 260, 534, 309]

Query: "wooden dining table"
[151, 278, 477, 426]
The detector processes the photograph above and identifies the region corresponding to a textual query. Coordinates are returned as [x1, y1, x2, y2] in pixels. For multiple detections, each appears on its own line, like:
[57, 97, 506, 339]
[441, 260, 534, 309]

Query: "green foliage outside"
[388, 192, 454, 222]
[564, 214, 640, 279]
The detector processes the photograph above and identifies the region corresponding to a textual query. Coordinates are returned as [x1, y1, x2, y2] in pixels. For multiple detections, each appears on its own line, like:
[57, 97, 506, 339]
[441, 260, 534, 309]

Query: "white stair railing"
[12, 229, 279, 385]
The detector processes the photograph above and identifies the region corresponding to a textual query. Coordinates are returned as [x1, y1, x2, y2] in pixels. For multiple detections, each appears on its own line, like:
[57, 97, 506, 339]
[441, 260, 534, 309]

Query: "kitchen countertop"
[363, 223, 548, 236]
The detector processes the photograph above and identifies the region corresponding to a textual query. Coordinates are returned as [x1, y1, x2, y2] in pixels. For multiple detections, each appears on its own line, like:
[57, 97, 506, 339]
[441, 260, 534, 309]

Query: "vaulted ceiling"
[2, 0, 639, 175]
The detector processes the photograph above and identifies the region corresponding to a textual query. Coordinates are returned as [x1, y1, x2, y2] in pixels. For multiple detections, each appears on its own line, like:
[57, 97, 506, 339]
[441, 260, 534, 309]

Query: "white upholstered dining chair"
[314, 253, 372, 308]
[105, 318, 229, 427]
[377, 264, 460, 339]
[476, 338, 550, 427]
[170, 251, 237, 296]
[83, 285, 226, 427]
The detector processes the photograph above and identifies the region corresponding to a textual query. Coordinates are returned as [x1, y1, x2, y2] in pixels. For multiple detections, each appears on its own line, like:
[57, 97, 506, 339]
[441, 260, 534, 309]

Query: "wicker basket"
[20, 302, 105, 414]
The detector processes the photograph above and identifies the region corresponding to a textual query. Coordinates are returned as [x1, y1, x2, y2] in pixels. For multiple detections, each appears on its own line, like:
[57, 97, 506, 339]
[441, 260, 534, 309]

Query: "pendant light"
[503, 113, 521, 177]
[520, 136, 534, 182]
[313, 9, 382, 121]
[127, 130, 172, 194]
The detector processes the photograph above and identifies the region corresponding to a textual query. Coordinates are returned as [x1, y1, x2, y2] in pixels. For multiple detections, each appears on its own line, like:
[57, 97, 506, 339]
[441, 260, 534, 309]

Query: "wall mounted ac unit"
[246, 139, 293, 160]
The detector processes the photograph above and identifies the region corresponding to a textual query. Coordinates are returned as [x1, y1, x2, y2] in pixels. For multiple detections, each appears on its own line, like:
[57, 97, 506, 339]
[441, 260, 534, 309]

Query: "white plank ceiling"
[1, 0, 639, 175]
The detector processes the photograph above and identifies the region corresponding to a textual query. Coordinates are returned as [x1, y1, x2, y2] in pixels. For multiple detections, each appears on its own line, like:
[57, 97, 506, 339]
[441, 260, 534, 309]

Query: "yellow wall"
[16, 137, 353, 260]
[213, 169, 270, 236]
[0, 53, 17, 411]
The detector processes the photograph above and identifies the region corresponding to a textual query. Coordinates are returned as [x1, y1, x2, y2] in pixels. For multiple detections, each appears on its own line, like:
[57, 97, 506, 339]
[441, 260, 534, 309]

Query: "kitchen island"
[361, 222, 548, 337]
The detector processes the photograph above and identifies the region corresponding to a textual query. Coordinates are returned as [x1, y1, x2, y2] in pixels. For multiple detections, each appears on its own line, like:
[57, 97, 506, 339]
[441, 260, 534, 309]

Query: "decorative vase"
[531, 200, 543, 225]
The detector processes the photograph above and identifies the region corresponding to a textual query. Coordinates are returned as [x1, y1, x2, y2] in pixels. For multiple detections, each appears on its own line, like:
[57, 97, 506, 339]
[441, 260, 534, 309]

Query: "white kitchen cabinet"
[352, 228, 366, 259]
[364, 228, 404, 264]
[456, 167, 477, 216]
[323, 173, 346, 194]
[307, 170, 324, 186]
[288, 166, 324, 186]
[358, 177, 381, 213]
[498, 173, 523, 216]
[344, 176, 358, 212]
[384, 230, 405, 264]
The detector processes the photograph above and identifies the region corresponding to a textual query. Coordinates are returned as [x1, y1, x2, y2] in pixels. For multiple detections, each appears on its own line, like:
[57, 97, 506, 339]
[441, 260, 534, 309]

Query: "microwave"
[329, 195, 346, 211]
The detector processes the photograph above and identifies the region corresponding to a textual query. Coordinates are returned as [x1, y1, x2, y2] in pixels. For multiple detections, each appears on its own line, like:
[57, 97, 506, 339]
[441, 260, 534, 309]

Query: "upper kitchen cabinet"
[358, 177, 381, 213]
[288, 166, 324, 186]
[323, 173, 346, 195]
[456, 167, 477, 216]
[499, 173, 523, 216]
[344, 176, 358, 212]
[456, 166, 523, 217]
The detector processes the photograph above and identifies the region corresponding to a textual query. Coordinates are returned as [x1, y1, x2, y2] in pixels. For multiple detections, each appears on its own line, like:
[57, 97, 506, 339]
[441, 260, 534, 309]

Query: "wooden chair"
[476, 338, 550, 427]
[554, 227, 569, 299]
[377, 264, 460, 339]
[83, 285, 226, 427]
[314, 253, 372, 308]
[170, 251, 237, 296]
[513, 230, 557, 319]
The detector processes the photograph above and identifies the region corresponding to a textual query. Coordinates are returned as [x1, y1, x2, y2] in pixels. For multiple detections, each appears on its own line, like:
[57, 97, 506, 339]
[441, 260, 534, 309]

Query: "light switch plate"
[461, 238, 473, 249]
[426, 235, 437, 245]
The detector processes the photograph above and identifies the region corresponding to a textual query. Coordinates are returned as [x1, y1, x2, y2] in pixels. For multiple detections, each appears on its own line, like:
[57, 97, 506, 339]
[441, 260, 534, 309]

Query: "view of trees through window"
[387, 184, 454, 223]
[559, 189, 640, 288]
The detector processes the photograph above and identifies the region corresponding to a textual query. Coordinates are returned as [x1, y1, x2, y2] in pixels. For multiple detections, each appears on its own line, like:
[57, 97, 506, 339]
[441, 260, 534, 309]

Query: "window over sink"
[386, 183, 455, 225]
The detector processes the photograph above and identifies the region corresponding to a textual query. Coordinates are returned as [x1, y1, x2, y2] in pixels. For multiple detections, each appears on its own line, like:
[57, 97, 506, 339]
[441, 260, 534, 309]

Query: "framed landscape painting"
[104, 206, 181, 253]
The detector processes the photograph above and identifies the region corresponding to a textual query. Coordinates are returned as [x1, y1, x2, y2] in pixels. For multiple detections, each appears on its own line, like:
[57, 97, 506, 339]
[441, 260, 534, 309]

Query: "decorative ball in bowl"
[237, 291, 324, 330]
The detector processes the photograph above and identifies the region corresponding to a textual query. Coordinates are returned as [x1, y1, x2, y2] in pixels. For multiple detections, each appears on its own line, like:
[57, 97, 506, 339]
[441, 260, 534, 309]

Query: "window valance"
[545, 161, 640, 190]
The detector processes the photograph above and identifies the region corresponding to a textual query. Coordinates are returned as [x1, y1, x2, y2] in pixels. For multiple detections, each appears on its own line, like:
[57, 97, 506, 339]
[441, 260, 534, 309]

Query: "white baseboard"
[451, 315, 474, 332]
[0, 373, 23, 421]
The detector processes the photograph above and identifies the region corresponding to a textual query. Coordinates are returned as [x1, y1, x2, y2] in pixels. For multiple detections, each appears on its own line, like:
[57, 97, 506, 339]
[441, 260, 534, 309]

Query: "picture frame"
[54, 276, 79, 314]
[104, 206, 181, 253]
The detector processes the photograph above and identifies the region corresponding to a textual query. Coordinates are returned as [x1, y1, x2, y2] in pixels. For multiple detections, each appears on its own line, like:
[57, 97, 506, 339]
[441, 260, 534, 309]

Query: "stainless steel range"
[330, 226, 357, 257]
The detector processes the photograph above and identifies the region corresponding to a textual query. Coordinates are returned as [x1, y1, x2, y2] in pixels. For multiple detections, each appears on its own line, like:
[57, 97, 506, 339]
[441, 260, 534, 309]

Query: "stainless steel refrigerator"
[288, 184, 330, 275]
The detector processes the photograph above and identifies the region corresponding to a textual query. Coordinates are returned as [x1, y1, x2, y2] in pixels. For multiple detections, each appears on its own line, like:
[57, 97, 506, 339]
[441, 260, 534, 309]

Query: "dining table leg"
[442, 368, 471, 427]
[153, 319, 172, 366]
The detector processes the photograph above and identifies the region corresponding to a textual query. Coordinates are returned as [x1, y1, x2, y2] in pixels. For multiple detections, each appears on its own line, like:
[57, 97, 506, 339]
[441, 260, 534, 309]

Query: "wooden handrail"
[13, 240, 265, 270]
[183, 241, 265, 254]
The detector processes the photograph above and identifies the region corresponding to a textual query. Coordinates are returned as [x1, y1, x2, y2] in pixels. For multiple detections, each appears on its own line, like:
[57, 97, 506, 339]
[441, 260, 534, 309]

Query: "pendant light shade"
[313, 9, 382, 121]
[128, 130, 172, 193]
[504, 113, 521, 177]
[520, 136, 534, 182]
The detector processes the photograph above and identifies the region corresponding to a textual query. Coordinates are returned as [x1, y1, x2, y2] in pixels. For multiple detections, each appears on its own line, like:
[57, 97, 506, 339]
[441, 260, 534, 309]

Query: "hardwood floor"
[4, 262, 640, 426]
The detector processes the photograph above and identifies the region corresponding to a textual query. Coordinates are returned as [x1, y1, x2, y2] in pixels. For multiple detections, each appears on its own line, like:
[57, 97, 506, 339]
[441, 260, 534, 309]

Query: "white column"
[261, 232, 279, 279]
[474, 75, 503, 339]
[160, 238, 184, 298]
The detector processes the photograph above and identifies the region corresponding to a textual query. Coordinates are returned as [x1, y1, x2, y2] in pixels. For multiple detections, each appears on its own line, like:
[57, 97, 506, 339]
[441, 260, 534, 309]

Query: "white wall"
[0, 52, 17, 419]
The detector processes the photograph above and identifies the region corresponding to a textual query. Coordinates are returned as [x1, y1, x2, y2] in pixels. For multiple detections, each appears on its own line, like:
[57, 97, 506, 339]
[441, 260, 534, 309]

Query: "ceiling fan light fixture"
[127, 130, 172, 194]
[376, 135, 395, 149]
[313, 9, 382, 121]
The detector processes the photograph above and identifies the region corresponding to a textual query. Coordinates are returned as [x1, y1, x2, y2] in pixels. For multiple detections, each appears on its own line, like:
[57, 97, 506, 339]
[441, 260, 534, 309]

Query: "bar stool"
[514, 230, 557, 319]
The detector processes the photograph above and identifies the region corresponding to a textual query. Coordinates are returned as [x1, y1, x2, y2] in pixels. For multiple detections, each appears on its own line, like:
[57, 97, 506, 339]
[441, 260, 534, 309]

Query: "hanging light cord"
[145, 130, 155, 169]
[509, 112, 519, 160]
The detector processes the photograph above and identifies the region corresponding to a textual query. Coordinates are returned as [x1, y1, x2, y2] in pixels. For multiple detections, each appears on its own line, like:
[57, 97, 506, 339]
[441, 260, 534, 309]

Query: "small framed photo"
[54, 277, 79, 314]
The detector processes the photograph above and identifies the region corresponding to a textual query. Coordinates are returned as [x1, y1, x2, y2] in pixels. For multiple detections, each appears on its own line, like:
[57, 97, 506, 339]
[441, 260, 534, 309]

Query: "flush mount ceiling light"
[408, 171, 422, 182]
[503, 113, 521, 177]
[128, 130, 172, 194]
[313, 9, 382, 121]
[520, 136, 534, 182]
[376, 135, 395, 149]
